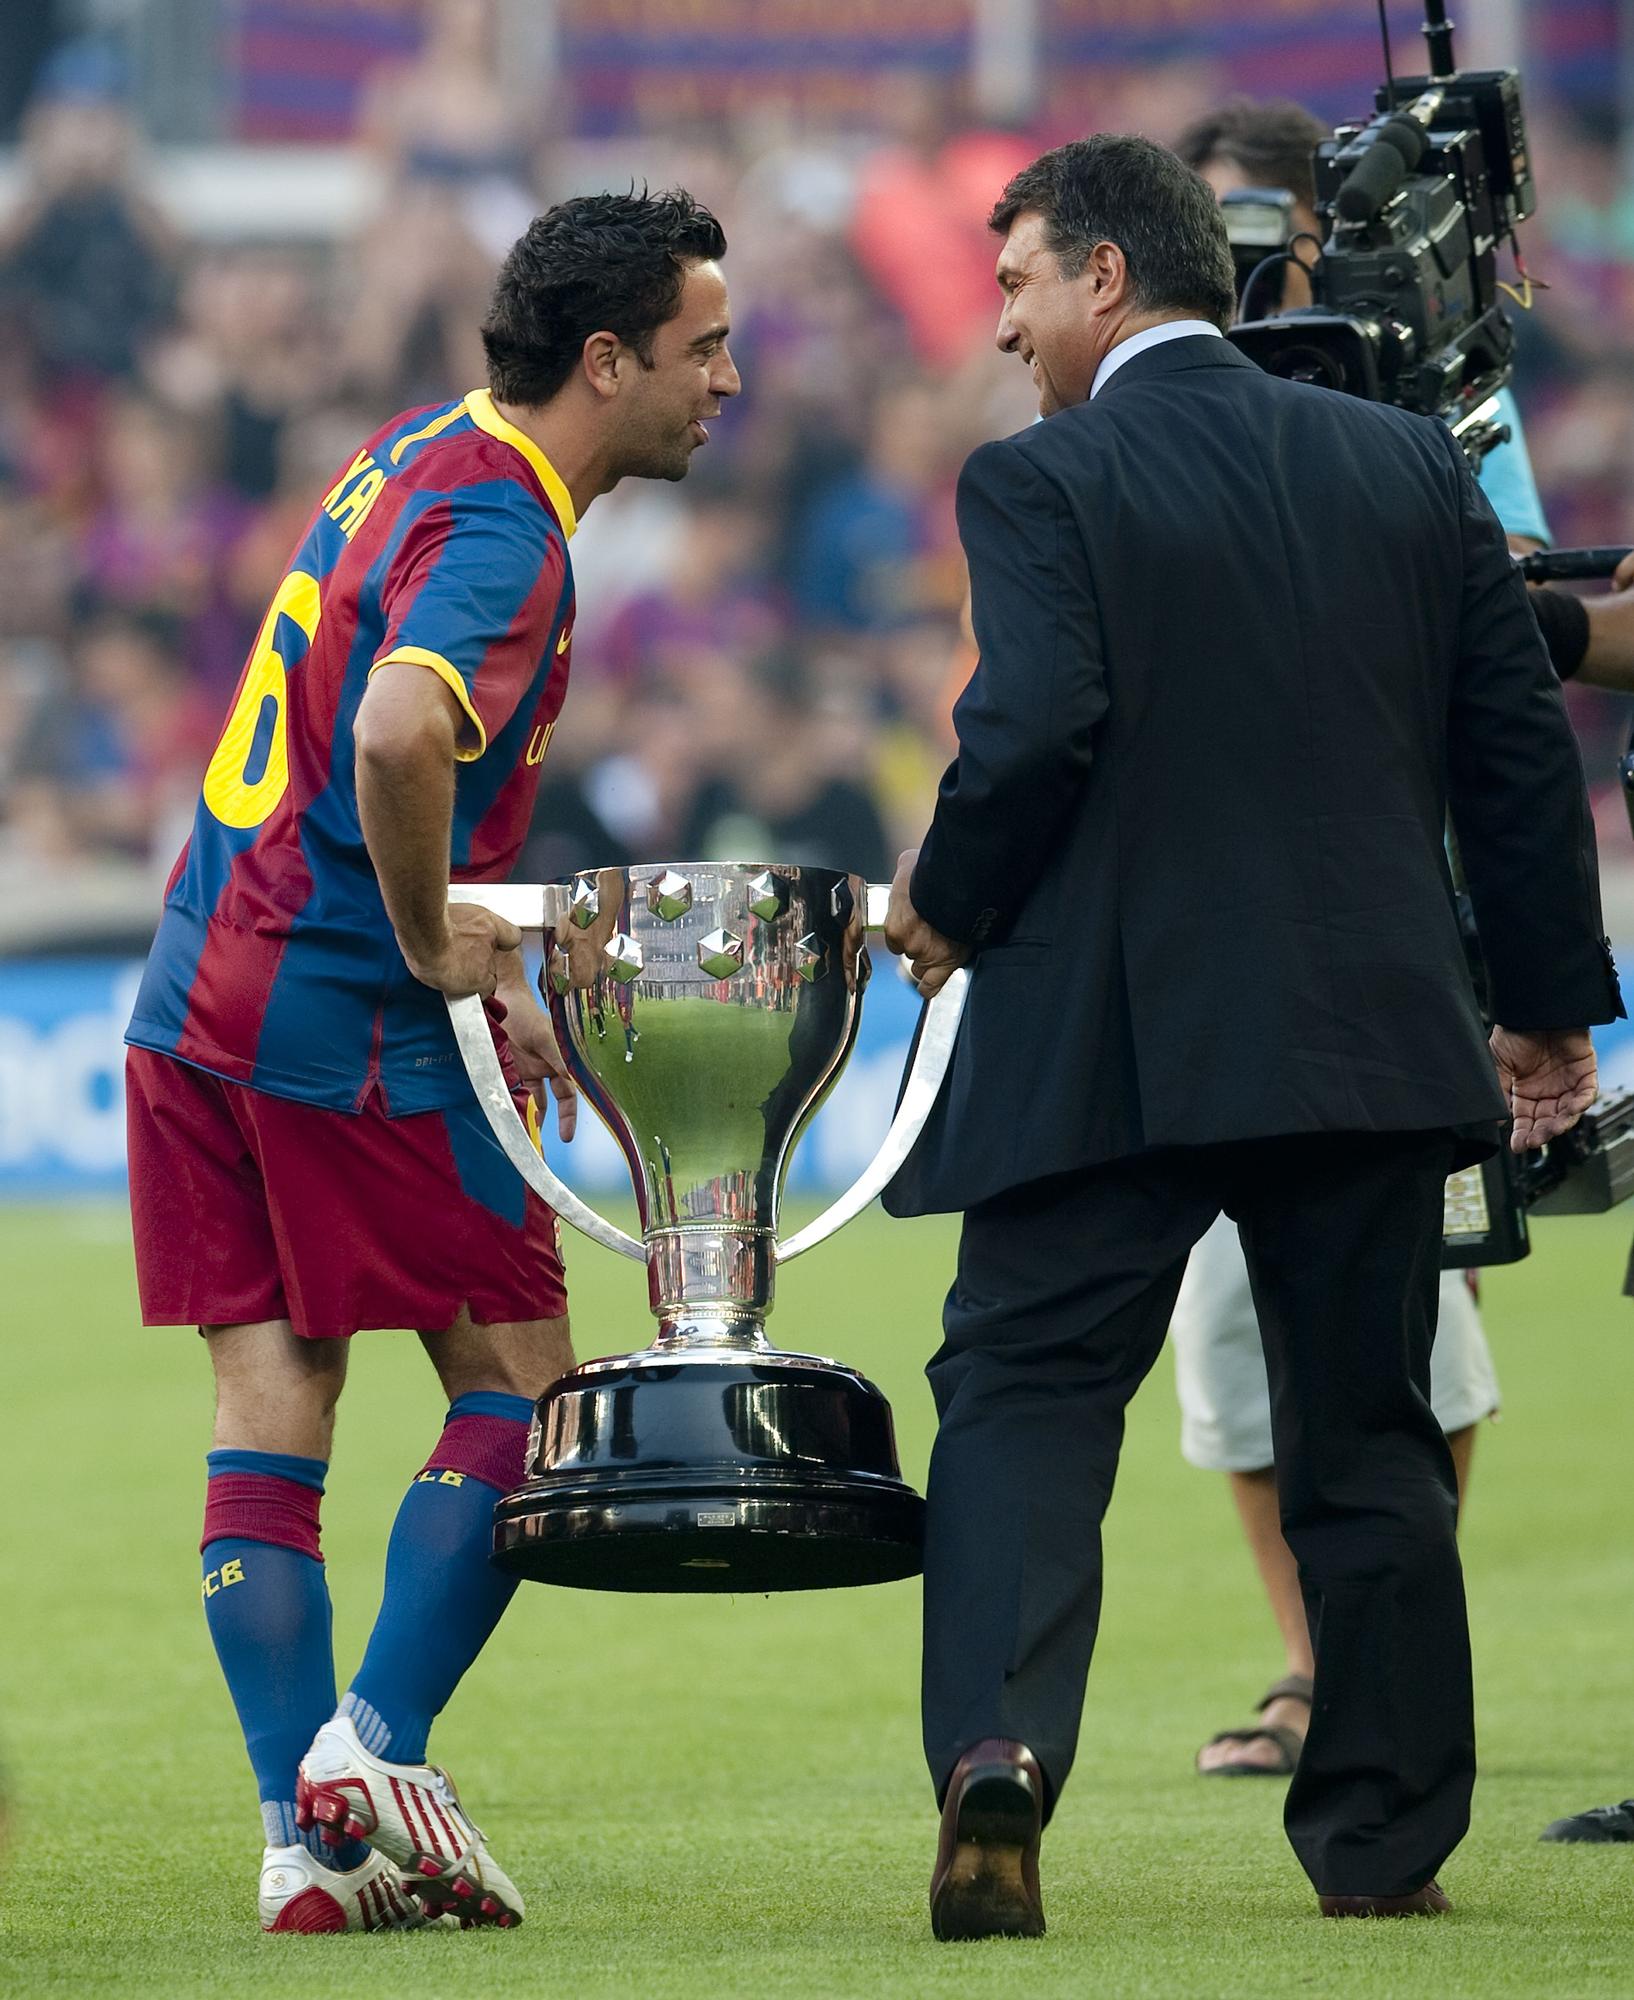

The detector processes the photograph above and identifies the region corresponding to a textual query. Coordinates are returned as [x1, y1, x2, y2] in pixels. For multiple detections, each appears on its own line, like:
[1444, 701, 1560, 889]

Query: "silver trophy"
[445, 864, 968, 1593]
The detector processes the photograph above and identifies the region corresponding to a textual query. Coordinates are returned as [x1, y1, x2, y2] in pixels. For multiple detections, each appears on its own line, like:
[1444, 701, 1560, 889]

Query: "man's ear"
[582, 330, 622, 400]
[1083, 240, 1127, 305]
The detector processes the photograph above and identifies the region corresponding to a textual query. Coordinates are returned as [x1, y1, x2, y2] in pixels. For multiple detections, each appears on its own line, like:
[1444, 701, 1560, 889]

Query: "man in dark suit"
[883, 134, 1623, 1940]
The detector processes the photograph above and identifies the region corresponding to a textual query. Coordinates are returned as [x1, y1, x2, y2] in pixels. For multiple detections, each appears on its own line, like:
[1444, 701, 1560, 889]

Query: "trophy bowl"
[445, 863, 969, 1594]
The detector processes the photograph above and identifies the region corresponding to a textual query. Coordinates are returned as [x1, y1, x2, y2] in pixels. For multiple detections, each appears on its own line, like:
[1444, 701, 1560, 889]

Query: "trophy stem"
[651, 1309, 772, 1351]
[644, 1223, 777, 1342]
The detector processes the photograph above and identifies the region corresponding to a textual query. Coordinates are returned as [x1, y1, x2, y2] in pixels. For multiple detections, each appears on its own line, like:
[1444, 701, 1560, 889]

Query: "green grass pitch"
[1, 1200, 1630, 1997]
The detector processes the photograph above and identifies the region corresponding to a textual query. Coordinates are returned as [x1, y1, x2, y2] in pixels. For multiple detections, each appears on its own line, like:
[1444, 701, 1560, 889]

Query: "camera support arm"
[1423, 0, 1458, 80]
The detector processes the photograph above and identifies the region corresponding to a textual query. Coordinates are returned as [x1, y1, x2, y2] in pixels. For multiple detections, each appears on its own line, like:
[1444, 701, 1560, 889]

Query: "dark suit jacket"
[886, 334, 1624, 1218]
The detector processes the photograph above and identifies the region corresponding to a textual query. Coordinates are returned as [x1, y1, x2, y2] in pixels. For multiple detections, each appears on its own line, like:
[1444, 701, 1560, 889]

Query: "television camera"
[1225, 0, 1532, 467]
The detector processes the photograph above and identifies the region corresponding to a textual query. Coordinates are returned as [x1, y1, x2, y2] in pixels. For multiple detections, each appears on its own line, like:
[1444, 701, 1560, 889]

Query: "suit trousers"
[921, 1128, 1472, 1899]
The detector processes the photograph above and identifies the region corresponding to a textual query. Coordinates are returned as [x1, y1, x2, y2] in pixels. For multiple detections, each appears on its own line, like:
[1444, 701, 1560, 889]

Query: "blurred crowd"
[3, 4, 1634, 922]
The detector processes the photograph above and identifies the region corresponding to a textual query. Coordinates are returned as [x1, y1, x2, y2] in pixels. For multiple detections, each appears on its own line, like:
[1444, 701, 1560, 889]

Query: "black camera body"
[1443, 1087, 1634, 1268]
[1228, 63, 1534, 443]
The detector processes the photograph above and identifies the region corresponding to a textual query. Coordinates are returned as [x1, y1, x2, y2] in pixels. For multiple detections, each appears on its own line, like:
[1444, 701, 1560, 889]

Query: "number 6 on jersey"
[202, 570, 322, 829]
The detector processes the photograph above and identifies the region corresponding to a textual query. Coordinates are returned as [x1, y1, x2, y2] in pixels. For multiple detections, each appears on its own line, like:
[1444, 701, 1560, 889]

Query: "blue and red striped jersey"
[127, 390, 576, 1115]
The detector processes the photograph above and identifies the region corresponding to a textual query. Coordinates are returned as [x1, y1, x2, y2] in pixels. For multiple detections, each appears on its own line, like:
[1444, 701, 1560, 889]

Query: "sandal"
[1196, 1673, 1314, 1778]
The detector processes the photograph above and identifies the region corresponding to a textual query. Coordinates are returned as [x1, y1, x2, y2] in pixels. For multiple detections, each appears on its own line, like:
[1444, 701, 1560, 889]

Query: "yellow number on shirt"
[202, 570, 323, 829]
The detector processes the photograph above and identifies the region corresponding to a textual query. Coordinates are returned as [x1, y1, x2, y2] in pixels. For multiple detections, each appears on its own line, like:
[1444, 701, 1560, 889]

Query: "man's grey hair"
[989, 134, 1239, 333]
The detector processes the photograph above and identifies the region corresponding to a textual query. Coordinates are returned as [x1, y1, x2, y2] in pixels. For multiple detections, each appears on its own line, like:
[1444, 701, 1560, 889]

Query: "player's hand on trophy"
[1490, 1025, 1598, 1152]
[405, 903, 524, 1000]
[884, 848, 970, 999]
[497, 978, 579, 1143]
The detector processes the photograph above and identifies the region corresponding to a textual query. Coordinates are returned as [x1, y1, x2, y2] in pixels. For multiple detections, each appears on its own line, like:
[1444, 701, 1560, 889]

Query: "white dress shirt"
[1090, 318, 1224, 399]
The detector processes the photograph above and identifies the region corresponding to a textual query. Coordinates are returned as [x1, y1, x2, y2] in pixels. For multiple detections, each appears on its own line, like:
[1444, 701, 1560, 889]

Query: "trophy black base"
[491, 1352, 925, 1593]
[493, 1476, 924, 1593]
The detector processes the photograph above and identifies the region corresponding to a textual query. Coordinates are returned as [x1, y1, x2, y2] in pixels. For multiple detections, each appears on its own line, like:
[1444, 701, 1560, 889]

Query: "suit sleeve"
[1443, 430, 1623, 1028]
[910, 438, 1106, 946]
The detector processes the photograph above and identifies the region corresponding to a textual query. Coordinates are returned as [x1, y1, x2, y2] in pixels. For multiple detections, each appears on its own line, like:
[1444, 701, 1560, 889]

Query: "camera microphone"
[1333, 89, 1443, 223]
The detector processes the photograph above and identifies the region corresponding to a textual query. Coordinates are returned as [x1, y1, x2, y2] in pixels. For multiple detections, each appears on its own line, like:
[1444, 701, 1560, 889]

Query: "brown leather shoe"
[929, 1739, 1046, 1941]
[1319, 1881, 1451, 1919]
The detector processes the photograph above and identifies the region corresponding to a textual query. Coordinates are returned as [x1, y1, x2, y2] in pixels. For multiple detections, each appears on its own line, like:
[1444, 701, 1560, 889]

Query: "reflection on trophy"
[446, 863, 968, 1594]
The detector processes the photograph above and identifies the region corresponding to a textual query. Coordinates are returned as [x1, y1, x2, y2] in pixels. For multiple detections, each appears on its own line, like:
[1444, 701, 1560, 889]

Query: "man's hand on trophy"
[405, 903, 524, 999]
[495, 974, 579, 1143]
[1490, 1025, 1598, 1153]
[885, 848, 970, 999]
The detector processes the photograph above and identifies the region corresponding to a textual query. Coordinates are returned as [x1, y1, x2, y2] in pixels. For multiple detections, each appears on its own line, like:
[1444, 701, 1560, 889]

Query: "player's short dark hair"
[482, 188, 728, 405]
[989, 135, 1237, 333]
[1174, 97, 1329, 212]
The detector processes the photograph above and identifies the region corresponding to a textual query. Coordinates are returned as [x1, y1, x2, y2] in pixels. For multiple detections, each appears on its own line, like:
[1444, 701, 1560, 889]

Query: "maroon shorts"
[126, 1046, 567, 1340]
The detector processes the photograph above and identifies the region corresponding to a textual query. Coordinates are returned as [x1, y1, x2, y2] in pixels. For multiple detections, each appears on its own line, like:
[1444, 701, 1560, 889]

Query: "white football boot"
[297, 1715, 525, 1928]
[259, 1842, 425, 1932]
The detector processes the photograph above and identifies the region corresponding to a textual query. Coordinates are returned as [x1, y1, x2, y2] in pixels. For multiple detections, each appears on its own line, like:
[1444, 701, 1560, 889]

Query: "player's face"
[617, 260, 741, 482]
[993, 211, 1103, 417]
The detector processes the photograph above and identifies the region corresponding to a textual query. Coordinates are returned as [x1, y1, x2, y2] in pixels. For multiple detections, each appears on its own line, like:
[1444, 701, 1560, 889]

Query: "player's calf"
[337, 1389, 536, 1767]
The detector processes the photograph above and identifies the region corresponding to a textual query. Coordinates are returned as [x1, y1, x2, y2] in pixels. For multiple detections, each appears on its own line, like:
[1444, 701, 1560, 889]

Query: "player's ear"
[582, 330, 623, 400]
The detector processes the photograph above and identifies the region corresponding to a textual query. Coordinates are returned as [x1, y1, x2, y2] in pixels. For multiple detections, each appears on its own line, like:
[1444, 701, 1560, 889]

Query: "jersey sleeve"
[373, 481, 564, 761]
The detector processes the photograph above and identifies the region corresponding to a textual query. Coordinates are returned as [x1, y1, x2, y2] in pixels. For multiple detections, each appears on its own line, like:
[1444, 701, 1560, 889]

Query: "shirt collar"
[464, 388, 578, 539]
[1090, 319, 1225, 400]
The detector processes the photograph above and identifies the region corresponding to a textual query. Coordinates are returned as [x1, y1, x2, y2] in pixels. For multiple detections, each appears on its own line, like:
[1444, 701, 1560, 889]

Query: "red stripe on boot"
[428, 1794, 464, 1854]
[201, 1472, 323, 1559]
[392, 1774, 438, 1855]
[418, 1412, 530, 1495]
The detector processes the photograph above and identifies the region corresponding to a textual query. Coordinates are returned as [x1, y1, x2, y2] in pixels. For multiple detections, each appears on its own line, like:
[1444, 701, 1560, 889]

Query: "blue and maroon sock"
[340, 1391, 533, 1765]
[201, 1449, 368, 1869]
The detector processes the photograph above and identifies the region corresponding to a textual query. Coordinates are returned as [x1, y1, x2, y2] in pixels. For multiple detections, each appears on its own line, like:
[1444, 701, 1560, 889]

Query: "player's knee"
[423, 1312, 575, 1403]
[484, 1316, 575, 1397]
[207, 1321, 348, 1454]
[212, 1395, 341, 1460]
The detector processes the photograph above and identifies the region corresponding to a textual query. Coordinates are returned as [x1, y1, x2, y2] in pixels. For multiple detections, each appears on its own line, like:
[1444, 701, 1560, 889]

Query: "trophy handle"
[444, 881, 645, 1262]
[776, 883, 970, 1262]
[446, 994, 644, 1261]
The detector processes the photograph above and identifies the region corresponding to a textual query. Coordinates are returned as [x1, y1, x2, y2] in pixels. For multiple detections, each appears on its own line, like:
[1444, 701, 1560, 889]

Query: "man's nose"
[996, 311, 1019, 355]
[713, 348, 742, 399]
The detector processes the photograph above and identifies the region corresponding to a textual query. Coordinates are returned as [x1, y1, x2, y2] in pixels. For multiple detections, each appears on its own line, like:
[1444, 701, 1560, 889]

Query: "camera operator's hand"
[885, 848, 970, 999]
[1564, 550, 1634, 691]
[1489, 1025, 1598, 1153]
